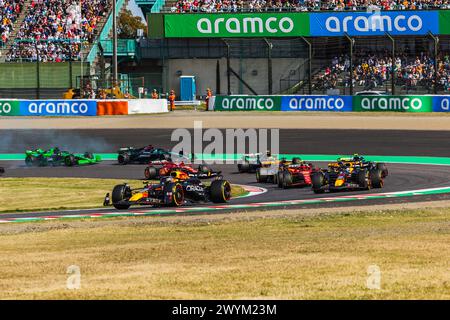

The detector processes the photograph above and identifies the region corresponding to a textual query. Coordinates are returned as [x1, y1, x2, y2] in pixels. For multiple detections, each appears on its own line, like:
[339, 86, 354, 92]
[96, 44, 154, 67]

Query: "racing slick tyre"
[358, 170, 370, 190]
[84, 152, 93, 159]
[112, 184, 132, 210]
[377, 163, 389, 178]
[282, 171, 293, 189]
[198, 164, 211, 174]
[238, 161, 250, 173]
[144, 166, 158, 180]
[38, 156, 49, 167]
[25, 156, 36, 167]
[256, 168, 268, 183]
[277, 171, 284, 188]
[64, 155, 76, 167]
[292, 157, 302, 165]
[370, 168, 384, 188]
[0, 167, 4, 176]
[118, 153, 130, 165]
[311, 172, 325, 194]
[164, 182, 184, 207]
[210, 180, 232, 203]
[273, 173, 278, 185]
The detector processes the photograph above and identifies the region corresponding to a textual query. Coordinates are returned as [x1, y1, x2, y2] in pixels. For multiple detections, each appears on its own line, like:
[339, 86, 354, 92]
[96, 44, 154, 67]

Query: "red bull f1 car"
[111, 171, 232, 210]
[311, 155, 388, 193]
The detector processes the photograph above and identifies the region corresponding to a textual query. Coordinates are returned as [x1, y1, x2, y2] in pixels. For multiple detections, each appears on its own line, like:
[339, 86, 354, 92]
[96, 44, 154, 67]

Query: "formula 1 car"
[111, 170, 232, 210]
[238, 153, 263, 173]
[238, 150, 280, 173]
[144, 162, 221, 180]
[276, 159, 316, 189]
[117, 145, 172, 165]
[240, 150, 280, 175]
[256, 157, 308, 184]
[24, 147, 101, 167]
[311, 155, 388, 193]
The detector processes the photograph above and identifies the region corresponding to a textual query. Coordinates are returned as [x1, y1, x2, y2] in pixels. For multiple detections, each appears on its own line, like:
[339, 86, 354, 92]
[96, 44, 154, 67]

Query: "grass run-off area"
[0, 207, 449, 299]
[0, 178, 247, 214]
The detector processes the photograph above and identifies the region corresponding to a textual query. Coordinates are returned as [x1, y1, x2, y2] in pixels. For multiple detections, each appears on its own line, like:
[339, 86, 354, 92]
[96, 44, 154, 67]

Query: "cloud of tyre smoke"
[0, 130, 111, 153]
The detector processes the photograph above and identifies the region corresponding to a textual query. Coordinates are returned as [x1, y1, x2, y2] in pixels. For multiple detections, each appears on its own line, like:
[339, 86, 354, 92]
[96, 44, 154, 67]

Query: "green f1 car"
[25, 147, 101, 167]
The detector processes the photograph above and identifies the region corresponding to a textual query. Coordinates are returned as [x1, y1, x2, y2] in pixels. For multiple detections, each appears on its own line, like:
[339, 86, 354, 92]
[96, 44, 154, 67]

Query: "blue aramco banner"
[310, 10, 439, 36]
[281, 95, 353, 112]
[432, 96, 450, 112]
[19, 100, 97, 116]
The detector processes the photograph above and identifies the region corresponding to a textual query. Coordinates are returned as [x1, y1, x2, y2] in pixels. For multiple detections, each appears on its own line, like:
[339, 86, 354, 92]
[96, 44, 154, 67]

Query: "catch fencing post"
[345, 33, 354, 96]
[69, 40, 73, 89]
[386, 33, 396, 95]
[216, 60, 221, 94]
[35, 41, 40, 99]
[429, 32, 439, 94]
[223, 40, 231, 95]
[301, 36, 312, 95]
[264, 38, 273, 95]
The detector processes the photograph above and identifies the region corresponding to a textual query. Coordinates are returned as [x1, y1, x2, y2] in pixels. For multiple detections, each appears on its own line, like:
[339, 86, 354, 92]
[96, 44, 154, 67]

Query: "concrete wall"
[165, 58, 306, 97]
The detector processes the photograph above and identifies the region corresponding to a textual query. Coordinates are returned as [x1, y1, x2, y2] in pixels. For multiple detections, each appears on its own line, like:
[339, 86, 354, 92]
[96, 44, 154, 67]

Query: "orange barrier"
[96, 101, 128, 116]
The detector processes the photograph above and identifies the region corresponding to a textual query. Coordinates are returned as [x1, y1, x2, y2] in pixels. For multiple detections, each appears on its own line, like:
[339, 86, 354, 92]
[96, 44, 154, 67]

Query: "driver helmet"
[266, 150, 272, 157]
[170, 170, 189, 181]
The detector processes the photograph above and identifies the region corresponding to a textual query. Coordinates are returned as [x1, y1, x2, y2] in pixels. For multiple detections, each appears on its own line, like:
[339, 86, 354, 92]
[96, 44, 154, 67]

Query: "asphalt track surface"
[1, 129, 450, 220]
[1, 129, 450, 156]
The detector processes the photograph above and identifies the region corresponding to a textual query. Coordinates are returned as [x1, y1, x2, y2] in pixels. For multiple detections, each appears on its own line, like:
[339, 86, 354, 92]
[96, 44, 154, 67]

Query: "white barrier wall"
[127, 99, 169, 114]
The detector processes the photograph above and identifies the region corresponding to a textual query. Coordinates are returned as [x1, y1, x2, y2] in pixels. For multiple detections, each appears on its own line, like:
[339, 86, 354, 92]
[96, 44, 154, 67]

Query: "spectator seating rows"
[315, 50, 450, 93]
[169, 0, 450, 13]
[0, 0, 24, 45]
[6, 0, 110, 62]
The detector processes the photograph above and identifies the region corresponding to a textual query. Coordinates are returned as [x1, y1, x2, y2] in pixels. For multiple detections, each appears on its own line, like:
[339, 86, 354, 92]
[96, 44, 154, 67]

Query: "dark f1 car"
[111, 170, 232, 210]
[24, 147, 101, 167]
[311, 155, 388, 194]
[238, 151, 277, 173]
[144, 162, 221, 180]
[276, 159, 315, 189]
[117, 145, 178, 165]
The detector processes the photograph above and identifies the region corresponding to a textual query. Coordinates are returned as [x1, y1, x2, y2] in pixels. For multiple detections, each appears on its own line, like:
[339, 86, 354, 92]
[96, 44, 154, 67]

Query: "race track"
[1, 129, 450, 222]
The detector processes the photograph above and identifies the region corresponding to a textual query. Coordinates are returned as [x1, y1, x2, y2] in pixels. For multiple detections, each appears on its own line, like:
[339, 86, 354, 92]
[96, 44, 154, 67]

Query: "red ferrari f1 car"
[277, 159, 316, 189]
[144, 162, 221, 180]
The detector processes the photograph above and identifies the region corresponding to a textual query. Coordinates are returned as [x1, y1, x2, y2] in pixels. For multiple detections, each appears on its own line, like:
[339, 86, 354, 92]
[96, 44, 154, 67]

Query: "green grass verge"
[0, 178, 247, 214]
[0, 207, 449, 299]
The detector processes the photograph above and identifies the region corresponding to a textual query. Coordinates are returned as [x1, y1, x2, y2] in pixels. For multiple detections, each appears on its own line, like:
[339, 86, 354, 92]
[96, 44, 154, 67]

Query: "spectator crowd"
[169, 0, 450, 13]
[314, 49, 450, 93]
[6, 0, 110, 62]
[0, 0, 24, 45]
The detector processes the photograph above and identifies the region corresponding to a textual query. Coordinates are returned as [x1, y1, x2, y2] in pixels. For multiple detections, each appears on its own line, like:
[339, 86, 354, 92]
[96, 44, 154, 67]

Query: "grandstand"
[0, 0, 119, 98]
[0, 0, 25, 46]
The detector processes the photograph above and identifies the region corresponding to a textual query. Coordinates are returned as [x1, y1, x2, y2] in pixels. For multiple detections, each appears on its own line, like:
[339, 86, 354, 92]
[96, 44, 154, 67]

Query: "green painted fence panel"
[0, 100, 21, 116]
[353, 95, 434, 112]
[164, 13, 310, 38]
[213, 95, 282, 111]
